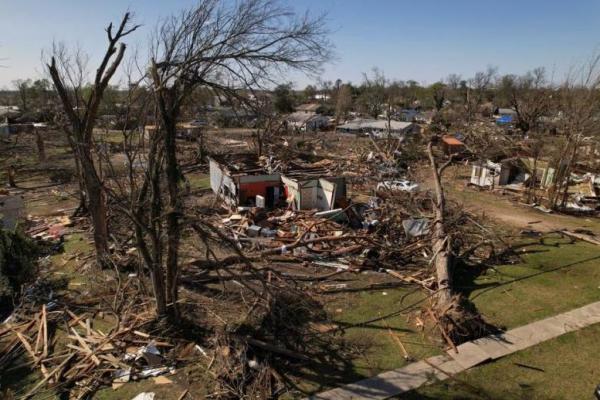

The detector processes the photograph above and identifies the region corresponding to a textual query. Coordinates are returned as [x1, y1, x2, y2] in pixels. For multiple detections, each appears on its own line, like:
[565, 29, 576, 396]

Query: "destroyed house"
[209, 154, 347, 211]
[209, 154, 281, 208]
[281, 173, 346, 211]
[470, 158, 556, 190]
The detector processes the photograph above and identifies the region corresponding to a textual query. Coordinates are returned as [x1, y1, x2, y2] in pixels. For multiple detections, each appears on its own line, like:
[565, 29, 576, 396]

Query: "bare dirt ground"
[419, 164, 600, 235]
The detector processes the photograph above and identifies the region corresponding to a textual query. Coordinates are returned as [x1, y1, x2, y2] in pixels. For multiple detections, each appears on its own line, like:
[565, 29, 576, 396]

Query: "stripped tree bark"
[426, 140, 453, 308]
[426, 138, 493, 344]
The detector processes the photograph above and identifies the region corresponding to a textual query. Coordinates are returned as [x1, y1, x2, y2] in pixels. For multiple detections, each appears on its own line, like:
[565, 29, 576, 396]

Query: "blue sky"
[1, 0, 600, 89]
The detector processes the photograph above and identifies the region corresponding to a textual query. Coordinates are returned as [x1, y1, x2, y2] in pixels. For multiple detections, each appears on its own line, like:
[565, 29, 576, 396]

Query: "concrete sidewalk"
[310, 301, 600, 400]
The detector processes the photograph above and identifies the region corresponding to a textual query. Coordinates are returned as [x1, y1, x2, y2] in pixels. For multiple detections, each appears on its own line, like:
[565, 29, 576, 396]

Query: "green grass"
[49, 232, 95, 289]
[294, 286, 442, 395]
[328, 287, 440, 376]
[465, 235, 600, 329]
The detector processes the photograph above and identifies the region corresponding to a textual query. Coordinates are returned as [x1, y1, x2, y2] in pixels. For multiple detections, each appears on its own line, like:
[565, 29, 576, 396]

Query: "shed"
[470, 161, 502, 188]
[441, 135, 465, 155]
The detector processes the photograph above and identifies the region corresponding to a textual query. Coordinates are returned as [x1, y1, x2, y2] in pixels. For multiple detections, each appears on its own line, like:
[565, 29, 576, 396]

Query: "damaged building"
[470, 157, 556, 190]
[209, 153, 347, 211]
[281, 175, 346, 211]
[209, 154, 281, 208]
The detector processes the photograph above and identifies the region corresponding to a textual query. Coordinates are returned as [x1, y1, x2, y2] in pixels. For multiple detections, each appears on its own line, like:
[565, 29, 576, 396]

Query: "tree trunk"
[560, 138, 579, 208]
[164, 118, 181, 319]
[427, 142, 453, 308]
[527, 154, 538, 203]
[135, 225, 167, 316]
[197, 129, 205, 161]
[7, 165, 16, 188]
[35, 128, 46, 162]
[79, 145, 109, 265]
[65, 135, 88, 215]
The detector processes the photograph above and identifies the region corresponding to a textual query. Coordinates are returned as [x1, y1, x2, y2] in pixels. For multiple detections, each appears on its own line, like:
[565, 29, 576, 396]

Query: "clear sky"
[1, 0, 600, 89]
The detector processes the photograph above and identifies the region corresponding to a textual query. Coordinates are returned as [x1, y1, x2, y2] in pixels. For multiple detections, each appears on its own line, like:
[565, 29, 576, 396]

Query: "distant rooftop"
[336, 118, 413, 131]
[295, 103, 320, 112]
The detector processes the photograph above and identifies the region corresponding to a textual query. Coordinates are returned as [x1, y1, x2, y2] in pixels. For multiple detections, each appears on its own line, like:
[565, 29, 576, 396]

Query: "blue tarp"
[497, 115, 513, 124]
[454, 132, 466, 141]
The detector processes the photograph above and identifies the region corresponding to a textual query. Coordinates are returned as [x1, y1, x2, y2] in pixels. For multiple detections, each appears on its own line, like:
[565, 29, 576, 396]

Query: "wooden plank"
[15, 332, 38, 363]
[561, 230, 600, 246]
[22, 353, 75, 400]
[42, 305, 48, 359]
[70, 328, 100, 365]
[66, 309, 89, 330]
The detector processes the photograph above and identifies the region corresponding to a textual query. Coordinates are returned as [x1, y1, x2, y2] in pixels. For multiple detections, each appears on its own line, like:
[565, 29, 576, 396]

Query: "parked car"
[376, 180, 419, 193]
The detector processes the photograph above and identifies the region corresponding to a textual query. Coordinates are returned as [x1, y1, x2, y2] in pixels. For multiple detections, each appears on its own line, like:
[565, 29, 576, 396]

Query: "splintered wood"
[0, 305, 174, 399]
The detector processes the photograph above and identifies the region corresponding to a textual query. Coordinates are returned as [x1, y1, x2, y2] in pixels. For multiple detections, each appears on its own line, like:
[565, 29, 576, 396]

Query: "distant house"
[397, 108, 419, 122]
[441, 135, 465, 155]
[0, 106, 21, 119]
[281, 175, 346, 211]
[286, 111, 330, 132]
[208, 154, 281, 208]
[336, 118, 416, 138]
[415, 111, 435, 124]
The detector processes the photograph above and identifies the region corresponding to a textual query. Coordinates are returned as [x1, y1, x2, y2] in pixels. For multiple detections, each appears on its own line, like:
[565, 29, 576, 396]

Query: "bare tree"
[252, 95, 281, 157]
[334, 83, 352, 123]
[12, 79, 32, 112]
[430, 81, 446, 111]
[497, 68, 550, 135]
[145, 0, 332, 319]
[550, 55, 600, 209]
[46, 13, 140, 265]
[357, 68, 388, 118]
[464, 66, 497, 123]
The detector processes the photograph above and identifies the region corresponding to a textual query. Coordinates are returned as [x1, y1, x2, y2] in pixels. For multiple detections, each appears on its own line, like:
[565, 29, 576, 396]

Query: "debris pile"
[0, 303, 177, 399]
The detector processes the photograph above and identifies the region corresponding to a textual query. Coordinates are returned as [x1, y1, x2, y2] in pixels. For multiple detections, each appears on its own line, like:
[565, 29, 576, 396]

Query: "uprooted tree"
[427, 136, 494, 343]
[46, 13, 140, 265]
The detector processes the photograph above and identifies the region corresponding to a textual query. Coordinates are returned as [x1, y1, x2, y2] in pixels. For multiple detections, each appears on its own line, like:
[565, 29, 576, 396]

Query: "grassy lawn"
[464, 234, 600, 329]
[328, 287, 440, 375]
